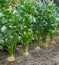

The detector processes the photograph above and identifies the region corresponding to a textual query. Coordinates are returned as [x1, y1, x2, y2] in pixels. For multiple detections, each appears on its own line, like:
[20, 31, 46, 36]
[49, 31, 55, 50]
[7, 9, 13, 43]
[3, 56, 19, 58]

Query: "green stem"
[8, 45, 14, 57]
[23, 42, 29, 53]
[42, 37, 46, 44]
[10, 54, 14, 58]
[36, 36, 40, 49]
[50, 34, 54, 42]
[42, 36, 48, 47]
[35, 33, 40, 49]
[50, 34, 54, 43]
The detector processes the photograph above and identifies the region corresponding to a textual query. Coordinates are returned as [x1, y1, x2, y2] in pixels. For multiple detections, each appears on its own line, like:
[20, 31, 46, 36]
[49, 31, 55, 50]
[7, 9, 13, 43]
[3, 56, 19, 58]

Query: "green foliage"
[0, 0, 9, 8]
[0, 0, 59, 57]
[32, 0, 58, 46]
[55, 6, 59, 18]
[54, 0, 59, 6]
[15, 0, 35, 53]
[0, 5, 18, 57]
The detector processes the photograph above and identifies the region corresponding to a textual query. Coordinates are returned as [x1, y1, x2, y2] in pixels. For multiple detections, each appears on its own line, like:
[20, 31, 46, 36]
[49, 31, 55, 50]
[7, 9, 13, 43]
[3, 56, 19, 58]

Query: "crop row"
[0, 0, 59, 62]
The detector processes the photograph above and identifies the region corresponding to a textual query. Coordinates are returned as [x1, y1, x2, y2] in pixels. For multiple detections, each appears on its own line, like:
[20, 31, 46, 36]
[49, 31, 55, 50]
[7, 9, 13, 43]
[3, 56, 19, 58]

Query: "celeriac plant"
[45, 1, 58, 44]
[31, 1, 43, 49]
[15, 0, 35, 56]
[41, 0, 58, 44]
[33, 0, 58, 47]
[0, 4, 18, 61]
[32, 1, 48, 48]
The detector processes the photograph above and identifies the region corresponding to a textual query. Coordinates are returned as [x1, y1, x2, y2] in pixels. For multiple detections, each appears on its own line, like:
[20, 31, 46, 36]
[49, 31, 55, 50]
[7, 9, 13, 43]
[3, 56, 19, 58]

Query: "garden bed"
[0, 35, 59, 65]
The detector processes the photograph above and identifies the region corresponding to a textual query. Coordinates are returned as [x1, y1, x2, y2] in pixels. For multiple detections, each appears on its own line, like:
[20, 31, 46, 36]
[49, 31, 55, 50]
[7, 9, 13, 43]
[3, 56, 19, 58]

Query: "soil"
[0, 35, 59, 65]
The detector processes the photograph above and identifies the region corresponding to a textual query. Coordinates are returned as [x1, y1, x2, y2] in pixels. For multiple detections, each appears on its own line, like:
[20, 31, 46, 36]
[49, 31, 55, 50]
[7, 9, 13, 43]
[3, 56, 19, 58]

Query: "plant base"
[7, 56, 15, 62]
[19, 45, 22, 48]
[23, 51, 29, 56]
[50, 40, 54, 44]
[35, 46, 40, 50]
[48, 38, 55, 44]
[42, 43, 48, 48]
[16, 48, 19, 50]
